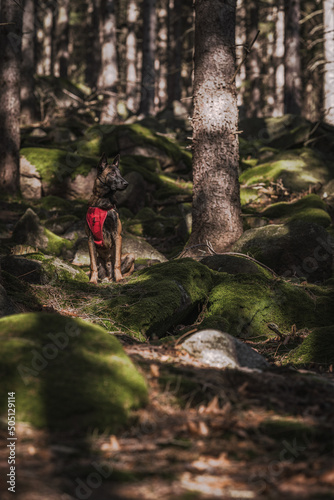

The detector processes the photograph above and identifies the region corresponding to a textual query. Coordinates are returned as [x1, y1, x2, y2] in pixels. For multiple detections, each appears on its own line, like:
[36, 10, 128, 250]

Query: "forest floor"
[1, 338, 334, 500]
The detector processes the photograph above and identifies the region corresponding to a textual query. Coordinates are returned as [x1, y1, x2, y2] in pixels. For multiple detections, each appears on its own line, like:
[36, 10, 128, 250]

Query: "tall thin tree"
[245, 0, 261, 118]
[0, 0, 23, 195]
[139, 0, 157, 116]
[21, 0, 38, 124]
[126, 0, 139, 112]
[323, 0, 334, 125]
[167, 0, 182, 106]
[98, 0, 119, 123]
[187, 0, 243, 256]
[54, 0, 70, 78]
[284, 0, 302, 114]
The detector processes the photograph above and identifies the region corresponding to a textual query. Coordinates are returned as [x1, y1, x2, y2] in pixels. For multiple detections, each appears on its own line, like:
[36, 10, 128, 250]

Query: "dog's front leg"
[88, 234, 99, 284]
[113, 219, 123, 282]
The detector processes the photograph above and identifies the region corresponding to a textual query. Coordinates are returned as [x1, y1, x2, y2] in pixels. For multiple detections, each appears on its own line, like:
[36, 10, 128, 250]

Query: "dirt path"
[1, 342, 334, 500]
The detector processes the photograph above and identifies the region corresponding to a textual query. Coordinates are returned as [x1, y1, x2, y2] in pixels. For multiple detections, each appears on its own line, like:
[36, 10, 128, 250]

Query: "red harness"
[86, 207, 108, 247]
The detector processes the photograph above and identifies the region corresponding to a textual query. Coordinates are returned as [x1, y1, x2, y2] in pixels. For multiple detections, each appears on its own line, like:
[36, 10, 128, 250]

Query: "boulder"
[1, 255, 88, 285]
[115, 171, 146, 214]
[122, 234, 168, 262]
[181, 329, 269, 370]
[200, 254, 269, 276]
[20, 156, 42, 199]
[0, 283, 18, 317]
[12, 209, 73, 257]
[285, 326, 334, 366]
[0, 312, 148, 431]
[45, 215, 79, 235]
[232, 221, 333, 283]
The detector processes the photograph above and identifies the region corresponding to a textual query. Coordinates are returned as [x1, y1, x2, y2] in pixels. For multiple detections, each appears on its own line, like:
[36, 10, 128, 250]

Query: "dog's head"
[97, 153, 128, 192]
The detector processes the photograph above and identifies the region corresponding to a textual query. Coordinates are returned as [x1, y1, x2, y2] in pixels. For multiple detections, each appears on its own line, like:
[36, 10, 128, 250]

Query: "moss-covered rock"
[105, 259, 213, 340]
[239, 148, 332, 192]
[11, 208, 74, 257]
[260, 194, 331, 228]
[284, 326, 334, 366]
[45, 215, 80, 235]
[20, 148, 97, 199]
[232, 221, 333, 283]
[200, 254, 271, 277]
[201, 273, 317, 339]
[0, 313, 148, 431]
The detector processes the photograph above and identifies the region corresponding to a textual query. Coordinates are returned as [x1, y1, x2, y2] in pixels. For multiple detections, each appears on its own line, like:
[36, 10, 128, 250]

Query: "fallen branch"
[231, 30, 260, 84]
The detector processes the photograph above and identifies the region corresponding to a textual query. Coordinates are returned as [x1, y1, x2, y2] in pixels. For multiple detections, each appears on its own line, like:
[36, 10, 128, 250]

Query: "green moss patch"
[240, 149, 331, 192]
[103, 259, 213, 340]
[20, 147, 97, 184]
[0, 313, 148, 431]
[285, 326, 334, 366]
[260, 194, 331, 227]
[201, 273, 317, 339]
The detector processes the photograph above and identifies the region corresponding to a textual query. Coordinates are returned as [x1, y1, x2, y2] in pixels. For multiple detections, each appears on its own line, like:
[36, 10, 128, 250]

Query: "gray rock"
[20, 156, 42, 199]
[12, 209, 48, 250]
[71, 234, 168, 266]
[181, 329, 269, 370]
[232, 221, 333, 283]
[1, 256, 44, 284]
[122, 234, 168, 262]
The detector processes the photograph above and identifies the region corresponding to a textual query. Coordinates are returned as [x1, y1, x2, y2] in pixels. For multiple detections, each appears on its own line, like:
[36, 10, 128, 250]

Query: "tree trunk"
[21, 0, 38, 125]
[156, 0, 168, 110]
[245, 0, 261, 118]
[42, 5, 54, 75]
[139, 0, 157, 116]
[187, 0, 243, 256]
[126, 0, 139, 112]
[236, 0, 247, 119]
[167, 0, 182, 107]
[0, 0, 23, 196]
[98, 0, 119, 124]
[284, 0, 302, 114]
[54, 0, 70, 78]
[85, 0, 101, 89]
[323, 0, 334, 125]
[273, 1, 284, 117]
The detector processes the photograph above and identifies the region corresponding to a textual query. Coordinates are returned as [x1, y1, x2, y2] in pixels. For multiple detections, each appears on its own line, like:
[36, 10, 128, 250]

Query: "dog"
[86, 153, 135, 284]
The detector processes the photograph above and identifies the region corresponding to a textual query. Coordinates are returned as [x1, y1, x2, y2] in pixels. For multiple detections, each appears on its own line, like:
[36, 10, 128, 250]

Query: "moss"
[260, 194, 331, 227]
[285, 326, 334, 365]
[44, 228, 74, 256]
[201, 273, 317, 339]
[0, 313, 148, 432]
[20, 147, 97, 184]
[240, 187, 261, 206]
[35, 195, 73, 211]
[239, 148, 331, 191]
[104, 259, 213, 339]
[41, 256, 89, 283]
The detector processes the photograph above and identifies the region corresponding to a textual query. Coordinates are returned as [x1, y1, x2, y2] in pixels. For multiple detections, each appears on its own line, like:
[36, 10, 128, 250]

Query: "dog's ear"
[98, 153, 108, 172]
[112, 154, 120, 169]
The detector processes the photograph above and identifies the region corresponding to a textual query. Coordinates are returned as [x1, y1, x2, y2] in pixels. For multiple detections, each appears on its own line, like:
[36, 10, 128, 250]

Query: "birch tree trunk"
[323, 0, 334, 125]
[273, 1, 285, 117]
[0, 0, 23, 195]
[139, 0, 157, 116]
[284, 0, 302, 114]
[98, 0, 119, 124]
[42, 5, 54, 75]
[187, 0, 243, 256]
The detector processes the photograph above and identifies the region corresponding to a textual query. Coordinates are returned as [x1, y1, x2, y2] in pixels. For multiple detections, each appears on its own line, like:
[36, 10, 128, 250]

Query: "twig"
[231, 30, 260, 84]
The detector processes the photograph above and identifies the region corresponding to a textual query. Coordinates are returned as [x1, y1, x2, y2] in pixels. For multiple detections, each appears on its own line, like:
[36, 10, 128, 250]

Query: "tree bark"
[187, 0, 243, 256]
[0, 0, 23, 195]
[245, 0, 261, 118]
[284, 0, 302, 114]
[323, 0, 334, 125]
[54, 0, 70, 78]
[21, 0, 38, 124]
[126, 0, 139, 112]
[156, 0, 168, 110]
[98, 0, 119, 124]
[273, 1, 284, 117]
[139, 0, 157, 116]
[42, 4, 54, 75]
[167, 0, 182, 107]
[85, 0, 101, 88]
